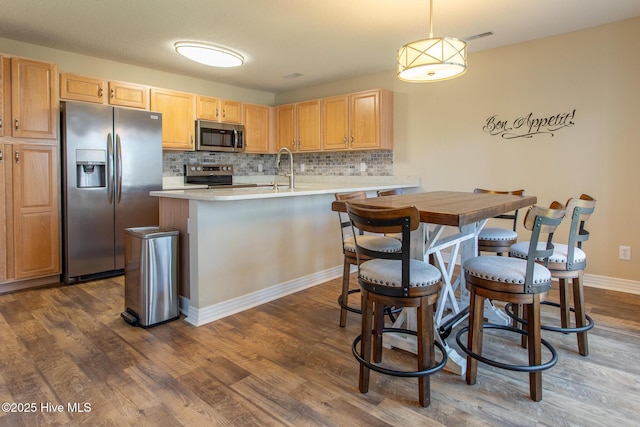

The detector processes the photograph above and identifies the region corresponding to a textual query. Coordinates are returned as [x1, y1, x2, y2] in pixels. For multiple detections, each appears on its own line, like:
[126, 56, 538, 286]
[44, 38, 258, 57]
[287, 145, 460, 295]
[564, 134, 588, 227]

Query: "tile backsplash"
[163, 151, 394, 177]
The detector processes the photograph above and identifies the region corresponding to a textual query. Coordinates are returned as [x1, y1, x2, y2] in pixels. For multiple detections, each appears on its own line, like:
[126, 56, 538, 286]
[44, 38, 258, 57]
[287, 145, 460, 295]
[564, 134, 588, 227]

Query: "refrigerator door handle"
[107, 133, 114, 204]
[116, 134, 123, 204]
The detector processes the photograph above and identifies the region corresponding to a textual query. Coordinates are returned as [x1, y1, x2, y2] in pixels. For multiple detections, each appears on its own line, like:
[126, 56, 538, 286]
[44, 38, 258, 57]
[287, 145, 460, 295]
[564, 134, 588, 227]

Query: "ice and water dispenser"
[76, 149, 106, 188]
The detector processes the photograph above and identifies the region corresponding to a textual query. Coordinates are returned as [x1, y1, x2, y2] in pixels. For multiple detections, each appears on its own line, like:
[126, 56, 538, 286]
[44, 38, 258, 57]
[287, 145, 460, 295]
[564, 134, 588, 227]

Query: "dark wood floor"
[0, 274, 638, 426]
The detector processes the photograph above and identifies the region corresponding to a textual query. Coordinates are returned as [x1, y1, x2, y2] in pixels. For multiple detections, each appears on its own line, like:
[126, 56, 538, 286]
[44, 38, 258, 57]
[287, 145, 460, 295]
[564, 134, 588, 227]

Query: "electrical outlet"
[360, 162, 366, 172]
[619, 245, 631, 260]
[258, 163, 263, 172]
[300, 163, 305, 172]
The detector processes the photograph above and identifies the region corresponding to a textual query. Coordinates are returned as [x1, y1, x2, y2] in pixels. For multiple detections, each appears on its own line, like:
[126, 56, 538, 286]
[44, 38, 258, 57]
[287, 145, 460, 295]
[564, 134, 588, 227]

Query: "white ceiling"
[1, 0, 639, 93]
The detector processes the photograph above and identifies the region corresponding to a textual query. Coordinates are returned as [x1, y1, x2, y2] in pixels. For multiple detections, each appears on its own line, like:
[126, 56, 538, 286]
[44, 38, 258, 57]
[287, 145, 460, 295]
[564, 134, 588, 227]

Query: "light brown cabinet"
[150, 88, 195, 150]
[1, 57, 57, 140]
[276, 99, 321, 152]
[0, 56, 7, 138]
[196, 96, 242, 123]
[322, 89, 393, 151]
[60, 73, 149, 109]
[1, 143, 60, 287]
[243, 103, 273, 153]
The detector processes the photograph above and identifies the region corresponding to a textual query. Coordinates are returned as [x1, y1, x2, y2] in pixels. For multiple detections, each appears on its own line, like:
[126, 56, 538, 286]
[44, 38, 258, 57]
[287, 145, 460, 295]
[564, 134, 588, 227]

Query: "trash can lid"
[124, 226, 179, 239]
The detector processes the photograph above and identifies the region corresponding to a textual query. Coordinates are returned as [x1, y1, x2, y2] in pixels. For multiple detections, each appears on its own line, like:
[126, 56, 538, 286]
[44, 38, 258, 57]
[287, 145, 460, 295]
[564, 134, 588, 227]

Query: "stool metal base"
[455, 323, 558, 373]
[504, 302, 595, 334]
[352, 327, 448, 377]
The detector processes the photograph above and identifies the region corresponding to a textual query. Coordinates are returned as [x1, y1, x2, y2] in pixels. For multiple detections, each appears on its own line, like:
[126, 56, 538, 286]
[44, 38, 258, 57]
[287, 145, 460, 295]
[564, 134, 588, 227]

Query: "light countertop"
[153, 176, 421, 201]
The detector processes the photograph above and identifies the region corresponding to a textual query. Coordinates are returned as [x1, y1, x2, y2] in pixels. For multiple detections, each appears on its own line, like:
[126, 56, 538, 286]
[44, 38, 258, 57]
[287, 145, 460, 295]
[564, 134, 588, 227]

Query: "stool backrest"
[474, 188, 525, 231]
[377, 188, 404, 197]
[335, 191, 368, 251]
[346, 203, 419, 297]
[522, 202, 566, 291]
[564, 194, 596, 270]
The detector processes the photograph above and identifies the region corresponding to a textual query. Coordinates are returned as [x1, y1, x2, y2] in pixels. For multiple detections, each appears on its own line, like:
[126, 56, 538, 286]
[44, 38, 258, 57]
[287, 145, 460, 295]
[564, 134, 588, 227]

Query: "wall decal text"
[483, 109, 576, 139]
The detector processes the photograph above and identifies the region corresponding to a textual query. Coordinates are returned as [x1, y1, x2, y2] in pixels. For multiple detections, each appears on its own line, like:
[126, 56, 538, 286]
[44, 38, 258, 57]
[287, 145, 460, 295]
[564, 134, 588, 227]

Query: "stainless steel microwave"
[195, 120, 245, 152]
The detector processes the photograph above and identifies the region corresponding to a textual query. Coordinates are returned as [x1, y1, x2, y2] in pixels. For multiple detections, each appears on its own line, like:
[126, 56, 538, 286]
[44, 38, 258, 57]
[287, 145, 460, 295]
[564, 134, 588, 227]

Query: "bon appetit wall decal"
[483, 109, 576, 139]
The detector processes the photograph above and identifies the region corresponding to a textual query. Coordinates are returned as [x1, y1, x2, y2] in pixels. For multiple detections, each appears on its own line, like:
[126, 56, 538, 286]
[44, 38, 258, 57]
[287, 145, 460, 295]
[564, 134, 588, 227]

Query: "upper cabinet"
[196, 96, 242, 124]
[1, 57, 57, 140]
[276, 99, 321, 152]
[60, 73, 149, 109]
[322, 89, 393, 151]
[150, 88, 195, 151]
[0, 56, 7, 138]
[243, 103, 273, 153]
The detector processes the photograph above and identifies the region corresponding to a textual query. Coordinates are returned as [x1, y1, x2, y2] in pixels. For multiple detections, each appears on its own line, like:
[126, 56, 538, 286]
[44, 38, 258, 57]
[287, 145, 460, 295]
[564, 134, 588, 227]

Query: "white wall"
[277, 17, 640, 282]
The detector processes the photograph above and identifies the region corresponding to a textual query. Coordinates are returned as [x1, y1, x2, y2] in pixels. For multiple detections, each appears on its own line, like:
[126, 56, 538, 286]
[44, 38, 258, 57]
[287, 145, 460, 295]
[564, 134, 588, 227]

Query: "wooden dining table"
[332, 190, 537, 375]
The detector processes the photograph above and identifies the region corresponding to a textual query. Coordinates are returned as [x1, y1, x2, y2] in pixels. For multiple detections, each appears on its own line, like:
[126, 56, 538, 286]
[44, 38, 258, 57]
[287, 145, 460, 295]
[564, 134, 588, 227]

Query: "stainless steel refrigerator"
[61, 102, 163, 284]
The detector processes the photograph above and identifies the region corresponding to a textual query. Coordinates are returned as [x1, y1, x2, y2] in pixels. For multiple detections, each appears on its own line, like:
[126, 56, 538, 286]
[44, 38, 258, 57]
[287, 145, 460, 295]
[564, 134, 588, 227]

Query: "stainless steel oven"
[195, 120, 244, 152]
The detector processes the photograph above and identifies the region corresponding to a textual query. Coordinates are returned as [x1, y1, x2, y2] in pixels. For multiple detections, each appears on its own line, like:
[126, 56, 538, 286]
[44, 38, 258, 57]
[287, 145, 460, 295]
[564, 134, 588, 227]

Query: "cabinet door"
[108, 81, 148, 109]
[276, 104, 296, 151]
[11, 58, 57, 139]
[0, 145, 6, 281]
[151, 88, 195, 150]
[60, 73, 106, 104]
[221, 99, 242, 123]
[322, 95, 349, 150]
[349, 90, 379, 149]
[12, 144, 59, 279]
[0, 56, 8, 137]
[196, 96, 220, 121]
[243, 103, 271, 153]
[297, 100, 321, 151]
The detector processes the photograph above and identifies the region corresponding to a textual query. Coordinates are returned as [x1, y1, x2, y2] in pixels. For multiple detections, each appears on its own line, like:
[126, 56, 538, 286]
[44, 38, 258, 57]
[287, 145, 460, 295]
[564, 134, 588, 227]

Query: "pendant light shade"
[397, 0, 467, 82]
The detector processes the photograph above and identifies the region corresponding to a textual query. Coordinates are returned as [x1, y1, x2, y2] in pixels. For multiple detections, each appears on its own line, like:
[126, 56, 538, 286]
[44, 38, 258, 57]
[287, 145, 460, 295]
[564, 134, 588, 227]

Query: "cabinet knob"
[15, 150, 19, 163]
[98, 87, 104, 98]
[111, 89, 115, 99]
[15, 119, 19, 130]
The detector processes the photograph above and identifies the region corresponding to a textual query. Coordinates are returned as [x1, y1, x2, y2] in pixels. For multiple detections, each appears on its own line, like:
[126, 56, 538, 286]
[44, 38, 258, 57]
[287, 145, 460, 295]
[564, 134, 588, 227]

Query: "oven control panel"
[185, 164, 233, 176]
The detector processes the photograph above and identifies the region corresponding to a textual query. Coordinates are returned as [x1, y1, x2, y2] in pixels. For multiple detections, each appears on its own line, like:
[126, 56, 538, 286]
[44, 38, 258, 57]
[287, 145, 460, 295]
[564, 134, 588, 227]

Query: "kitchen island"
[151, 176, 420, 326]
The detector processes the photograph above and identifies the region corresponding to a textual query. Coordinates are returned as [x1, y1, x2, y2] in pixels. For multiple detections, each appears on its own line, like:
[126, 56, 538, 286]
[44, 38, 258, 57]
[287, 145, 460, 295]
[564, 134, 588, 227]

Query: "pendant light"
[397, 0, 467, 82]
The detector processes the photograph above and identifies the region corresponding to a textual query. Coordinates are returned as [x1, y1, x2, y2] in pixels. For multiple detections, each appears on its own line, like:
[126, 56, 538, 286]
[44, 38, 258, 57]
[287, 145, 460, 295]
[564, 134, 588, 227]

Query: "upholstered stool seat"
[474, 188, 525, 255]
[455, 203, 565, 402]
[506, 194, 596, 356]
[347, 203, 446, 407]
[463, 256, 552, 293]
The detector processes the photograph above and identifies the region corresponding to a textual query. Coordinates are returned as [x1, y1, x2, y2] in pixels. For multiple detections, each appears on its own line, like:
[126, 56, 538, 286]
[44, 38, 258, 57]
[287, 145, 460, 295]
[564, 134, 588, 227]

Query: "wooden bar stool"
[334, 192, 402, 327]
[508, 194, 596, 356]
[346, 202, 446, 407]
[455, 203, 565, 401]
[474, 188, 525, 255]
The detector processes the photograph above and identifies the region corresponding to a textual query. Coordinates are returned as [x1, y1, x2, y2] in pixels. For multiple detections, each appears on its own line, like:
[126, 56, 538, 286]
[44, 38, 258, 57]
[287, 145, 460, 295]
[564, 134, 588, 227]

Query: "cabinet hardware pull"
[15, 119, 19, 130]
[343, 136, 347, 145]
[98, 87, 103, 98]
[15, 150, 19, 163]
[0, 118, 3, 129]
[350, 135, 354, 143]
[111, 89, 115, 99]
[0, 149, 3, 161]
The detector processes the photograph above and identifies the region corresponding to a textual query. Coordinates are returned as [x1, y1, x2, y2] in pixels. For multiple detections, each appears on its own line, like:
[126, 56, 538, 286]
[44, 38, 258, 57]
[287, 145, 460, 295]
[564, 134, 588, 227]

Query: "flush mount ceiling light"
[397, 0, 467, 82]
[175, 42, 244, 68]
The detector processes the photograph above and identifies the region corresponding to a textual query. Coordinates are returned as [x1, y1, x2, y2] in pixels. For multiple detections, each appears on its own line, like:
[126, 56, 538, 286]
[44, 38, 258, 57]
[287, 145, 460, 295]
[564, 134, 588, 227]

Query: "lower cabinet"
[0, 143, 60, 290]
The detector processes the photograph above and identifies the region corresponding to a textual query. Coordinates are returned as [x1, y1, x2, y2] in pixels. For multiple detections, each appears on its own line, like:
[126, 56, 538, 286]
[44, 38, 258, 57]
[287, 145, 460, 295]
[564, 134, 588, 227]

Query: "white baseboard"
[583, 274, 640, 295]
[183, 266, 343, 327]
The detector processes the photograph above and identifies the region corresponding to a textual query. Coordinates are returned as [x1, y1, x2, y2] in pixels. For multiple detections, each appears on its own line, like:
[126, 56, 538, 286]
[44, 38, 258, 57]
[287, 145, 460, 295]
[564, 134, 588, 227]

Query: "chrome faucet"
[275, 147, 294, 188]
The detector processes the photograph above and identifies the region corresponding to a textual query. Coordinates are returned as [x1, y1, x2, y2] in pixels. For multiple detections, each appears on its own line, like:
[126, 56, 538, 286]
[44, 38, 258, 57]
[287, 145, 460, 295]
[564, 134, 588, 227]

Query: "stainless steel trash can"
[121, 226, 179, 328]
